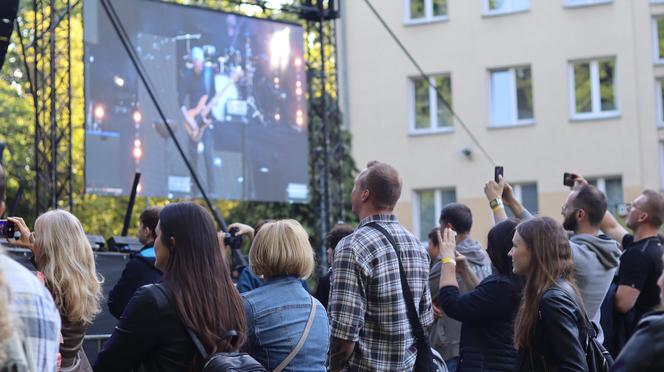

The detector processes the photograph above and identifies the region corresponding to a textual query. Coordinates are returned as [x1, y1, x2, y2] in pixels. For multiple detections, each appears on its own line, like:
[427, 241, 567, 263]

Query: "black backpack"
[154, 284, 266, 372]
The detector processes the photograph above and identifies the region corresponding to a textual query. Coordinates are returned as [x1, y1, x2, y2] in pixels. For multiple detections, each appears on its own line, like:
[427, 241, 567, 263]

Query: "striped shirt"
[329, 214, 434, 371]
[0, 253, 61, 372]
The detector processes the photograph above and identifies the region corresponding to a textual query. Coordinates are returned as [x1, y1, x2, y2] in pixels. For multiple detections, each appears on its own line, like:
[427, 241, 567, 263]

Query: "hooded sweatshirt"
[429, 238, 492, 360]
[569, 233, 621, 341]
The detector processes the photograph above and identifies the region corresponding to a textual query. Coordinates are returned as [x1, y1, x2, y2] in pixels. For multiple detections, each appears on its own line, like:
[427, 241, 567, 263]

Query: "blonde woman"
[10, 210, 102, 371]
[242, 219, 329, 371]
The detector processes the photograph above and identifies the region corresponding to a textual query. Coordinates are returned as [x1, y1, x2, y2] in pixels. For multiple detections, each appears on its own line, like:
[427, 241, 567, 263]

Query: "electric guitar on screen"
[182, 68, 244, 142]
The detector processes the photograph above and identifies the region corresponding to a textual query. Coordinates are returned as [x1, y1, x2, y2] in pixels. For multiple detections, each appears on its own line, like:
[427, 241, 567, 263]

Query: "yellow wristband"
[441, 257, 456, 266]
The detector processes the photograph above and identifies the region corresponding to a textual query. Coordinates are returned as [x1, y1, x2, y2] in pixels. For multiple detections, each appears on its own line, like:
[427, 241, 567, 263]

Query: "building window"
[565, 0, 612, 7]
[660, 142, 664, 191]
[506, 182, 538, 217]
[484, 0, 530, 15]
[588, 176, 623, 215]
[414, 188, 456, 243]
[406, 0, 448, 23]
[409, 75, 453, 132]
[490, 66, 534, 127]
[653, 17, 664, 63]
[569, 58, 618, 120]
[657, 80, 664, 127]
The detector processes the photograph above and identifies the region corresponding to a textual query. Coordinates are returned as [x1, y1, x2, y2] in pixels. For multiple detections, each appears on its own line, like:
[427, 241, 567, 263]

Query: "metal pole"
[50, 0, 57, 209]
[33, 0, 40, 219]
[67, 0, 73, 211]
[318, 2, 330, 273]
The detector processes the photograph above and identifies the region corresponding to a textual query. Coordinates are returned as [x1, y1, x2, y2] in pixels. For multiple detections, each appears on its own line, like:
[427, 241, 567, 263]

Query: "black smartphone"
[0, 220, 16, 239]
[563, 172, 578, 187]
[494, 166, 504, 183]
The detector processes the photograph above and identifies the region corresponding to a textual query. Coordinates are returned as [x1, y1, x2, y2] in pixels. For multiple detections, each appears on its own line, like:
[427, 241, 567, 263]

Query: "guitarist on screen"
[179, 46, 217, 195]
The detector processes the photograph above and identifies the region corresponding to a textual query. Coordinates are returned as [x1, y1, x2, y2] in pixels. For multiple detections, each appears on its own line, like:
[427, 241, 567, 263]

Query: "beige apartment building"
[338, 0, 664, 244]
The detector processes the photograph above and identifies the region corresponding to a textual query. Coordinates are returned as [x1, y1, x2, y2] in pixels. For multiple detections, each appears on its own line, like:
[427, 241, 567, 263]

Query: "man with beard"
[487, 177, 621, 343]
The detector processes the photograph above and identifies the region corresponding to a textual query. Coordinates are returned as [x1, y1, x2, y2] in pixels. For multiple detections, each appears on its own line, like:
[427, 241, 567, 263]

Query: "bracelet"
[441, 257, 456, 266]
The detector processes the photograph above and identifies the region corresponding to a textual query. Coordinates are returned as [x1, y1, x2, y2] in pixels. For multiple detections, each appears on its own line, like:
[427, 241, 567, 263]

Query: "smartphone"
[563, 172, 578, 187]
[0, 220, 16, 239]
[494, 166, 504, 183]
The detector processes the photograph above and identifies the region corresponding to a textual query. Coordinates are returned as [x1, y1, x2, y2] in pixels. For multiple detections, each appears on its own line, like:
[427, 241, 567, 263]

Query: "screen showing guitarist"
[179, 46, 216, 196]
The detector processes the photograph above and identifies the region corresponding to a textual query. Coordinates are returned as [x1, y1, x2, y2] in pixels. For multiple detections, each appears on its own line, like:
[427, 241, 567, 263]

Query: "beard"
[562, 213, 578, 232]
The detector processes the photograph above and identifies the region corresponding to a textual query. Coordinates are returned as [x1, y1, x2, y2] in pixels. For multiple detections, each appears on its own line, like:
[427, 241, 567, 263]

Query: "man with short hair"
[328, 161, 433, 371]
[0, 164, 61, 371]
[601, 189, 664, 334]
[430, 203, 492, 371]
[107, 206, 162, 318]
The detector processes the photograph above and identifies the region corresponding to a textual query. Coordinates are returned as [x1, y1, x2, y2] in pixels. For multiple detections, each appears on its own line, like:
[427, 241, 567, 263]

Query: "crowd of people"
[0, 159, 663, 372]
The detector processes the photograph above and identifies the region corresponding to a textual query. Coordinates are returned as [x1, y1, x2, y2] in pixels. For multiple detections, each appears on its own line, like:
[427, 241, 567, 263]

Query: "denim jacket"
[242, 276, 329, 371]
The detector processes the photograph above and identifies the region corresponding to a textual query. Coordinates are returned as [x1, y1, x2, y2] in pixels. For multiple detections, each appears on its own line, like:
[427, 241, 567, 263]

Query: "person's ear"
[576, 209, 585, 221]
[638, 212, 649, 224]
[361, 189, 370, 202]
[169, 236, 176, 250]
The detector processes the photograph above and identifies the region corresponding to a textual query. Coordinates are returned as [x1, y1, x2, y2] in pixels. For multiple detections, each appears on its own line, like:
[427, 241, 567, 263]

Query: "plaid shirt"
[329, 214, 434, 371]
[0, 252, 61, 372]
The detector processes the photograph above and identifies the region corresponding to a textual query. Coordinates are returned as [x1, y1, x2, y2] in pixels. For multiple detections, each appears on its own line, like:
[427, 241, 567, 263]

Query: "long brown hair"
[513, 216, 578, 348]
[159, 203, 247, 356]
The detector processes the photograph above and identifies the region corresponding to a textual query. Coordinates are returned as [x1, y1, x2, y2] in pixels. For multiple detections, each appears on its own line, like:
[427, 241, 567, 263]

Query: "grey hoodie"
[428, 238, 492, 360]
[569, 233, 621, 336]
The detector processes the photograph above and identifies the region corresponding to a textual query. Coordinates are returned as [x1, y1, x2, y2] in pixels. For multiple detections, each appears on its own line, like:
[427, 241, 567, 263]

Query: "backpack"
[154, 284, 266, 372]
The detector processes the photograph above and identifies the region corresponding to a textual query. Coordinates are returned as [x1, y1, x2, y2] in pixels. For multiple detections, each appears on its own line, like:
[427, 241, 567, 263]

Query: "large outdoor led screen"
[84, 0, 308, 202]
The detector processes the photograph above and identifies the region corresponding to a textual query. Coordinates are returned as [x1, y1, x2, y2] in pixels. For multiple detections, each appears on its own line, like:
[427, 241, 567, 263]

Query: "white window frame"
[568, 58, 620, 121]
[653, 17, 664, 64]
[656, 79, 664, 127]
[404, 0, 449, 25]
[564, 0, 612, 8]
[483, 0, 530, 16]
[408, 74, 454, 134]
[488, 66, 535, 128]
[412, 188, 455, 243]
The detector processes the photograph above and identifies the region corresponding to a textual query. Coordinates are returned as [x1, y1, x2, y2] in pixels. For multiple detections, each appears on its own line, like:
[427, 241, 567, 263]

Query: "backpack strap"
[365, 222, 428, 344]
[153, 283, 236, 359]
[272, 296, 317, 372]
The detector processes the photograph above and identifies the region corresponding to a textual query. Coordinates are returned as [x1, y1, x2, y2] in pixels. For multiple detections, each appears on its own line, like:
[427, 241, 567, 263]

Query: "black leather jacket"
[94, 284, 195, 372]
[516, 283, 588, 372]
[611, 311, 664, 372]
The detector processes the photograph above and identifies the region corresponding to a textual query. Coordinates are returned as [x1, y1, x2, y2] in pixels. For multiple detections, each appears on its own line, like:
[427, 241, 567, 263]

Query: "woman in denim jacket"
[241, 219, 329, 371]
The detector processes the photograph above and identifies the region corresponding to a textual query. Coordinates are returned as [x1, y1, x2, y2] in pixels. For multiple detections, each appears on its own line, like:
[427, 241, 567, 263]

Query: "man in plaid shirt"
[329, 161, 434, 371]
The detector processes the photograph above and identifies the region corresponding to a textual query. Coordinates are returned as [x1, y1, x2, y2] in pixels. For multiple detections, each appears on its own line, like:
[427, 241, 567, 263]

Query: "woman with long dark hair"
[94, 203, 247, 372]
[510, 216, 587, 371]
[437, 219, 523, 371]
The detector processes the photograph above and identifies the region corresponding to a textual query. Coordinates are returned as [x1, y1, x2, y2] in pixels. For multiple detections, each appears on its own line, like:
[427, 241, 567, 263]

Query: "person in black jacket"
[510, 217, 588, 371]
[437, 219, 523, 372]
[314, 223, 353, 309]
[107, 207, 163, 319]
[94, 203, 248, 372]
[611, 252, 664, 372]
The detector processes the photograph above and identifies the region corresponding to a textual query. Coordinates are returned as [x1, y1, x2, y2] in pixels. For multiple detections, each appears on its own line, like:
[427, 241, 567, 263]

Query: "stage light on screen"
[274, 113, 281, 121]
[269, 28, 291, 71]
[296, 116, 304, 126]
[294, 57, 302, 67]
[133, 147, 142, 160]
[134, 139, 141, 148]
[296, 87, 302, 96]
[137, 183, 142, 194]
[132, 110, 142, 123]
[113, 75, 125, 87]
[94, 105, 105, 120]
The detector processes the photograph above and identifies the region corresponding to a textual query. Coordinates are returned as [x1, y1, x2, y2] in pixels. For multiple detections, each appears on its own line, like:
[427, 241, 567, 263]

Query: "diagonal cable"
[362, 0, 496, 166]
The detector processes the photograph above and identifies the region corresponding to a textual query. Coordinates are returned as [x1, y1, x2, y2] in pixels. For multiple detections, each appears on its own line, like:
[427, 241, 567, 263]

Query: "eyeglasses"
[626, 202, 644, 213]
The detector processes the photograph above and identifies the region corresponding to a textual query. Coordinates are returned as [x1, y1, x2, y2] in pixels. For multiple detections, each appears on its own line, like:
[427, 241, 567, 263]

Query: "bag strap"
[153, 283, 236, 359]
[272, 296, 317, 372]
[366, 222, 427, 342]
[553, 281, 596, 346]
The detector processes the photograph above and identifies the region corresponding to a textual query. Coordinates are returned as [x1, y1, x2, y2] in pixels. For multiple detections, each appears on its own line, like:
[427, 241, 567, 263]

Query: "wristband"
[490, 198, 504, 211]
[441, 257, 456, 266]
